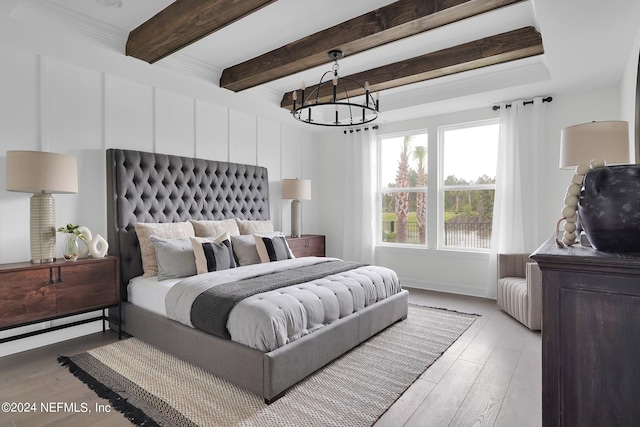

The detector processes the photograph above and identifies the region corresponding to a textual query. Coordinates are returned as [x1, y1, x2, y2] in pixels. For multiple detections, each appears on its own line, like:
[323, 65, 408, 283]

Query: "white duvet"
[162, 257, 402, 352]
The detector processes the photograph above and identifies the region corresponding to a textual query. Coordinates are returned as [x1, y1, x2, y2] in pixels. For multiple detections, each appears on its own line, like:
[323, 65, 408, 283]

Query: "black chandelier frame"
[291, 50, 379, 127]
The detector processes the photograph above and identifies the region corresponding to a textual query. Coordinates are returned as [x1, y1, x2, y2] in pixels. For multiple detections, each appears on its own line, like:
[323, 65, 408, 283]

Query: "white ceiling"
[7, 0, 640, 126]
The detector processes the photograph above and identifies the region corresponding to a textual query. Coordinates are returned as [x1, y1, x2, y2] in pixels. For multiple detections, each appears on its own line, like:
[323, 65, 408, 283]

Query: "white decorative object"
[556, 160, 604, 247]
[77, 226, 93, 258]
[89, 234, 109, 258]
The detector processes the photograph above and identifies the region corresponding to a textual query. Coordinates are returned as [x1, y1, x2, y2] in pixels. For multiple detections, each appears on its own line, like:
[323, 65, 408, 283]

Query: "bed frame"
[106, 148, 409, 403]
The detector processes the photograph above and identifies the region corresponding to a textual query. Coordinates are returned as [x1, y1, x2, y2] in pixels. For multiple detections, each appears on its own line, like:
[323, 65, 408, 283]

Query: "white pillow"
[236, 219, 274, 235]
[189, 219, 240, 237]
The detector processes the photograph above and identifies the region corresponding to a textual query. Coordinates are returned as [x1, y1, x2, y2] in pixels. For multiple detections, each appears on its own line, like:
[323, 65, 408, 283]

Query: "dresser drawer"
[0, 268, 55, 328]
[56, 257, 119, 315]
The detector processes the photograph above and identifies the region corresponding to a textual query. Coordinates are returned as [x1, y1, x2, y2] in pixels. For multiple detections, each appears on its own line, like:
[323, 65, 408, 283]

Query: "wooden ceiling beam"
[221, 0, 526, 92]
[126, 0, 278, 64]
[280, 27, 544, 110]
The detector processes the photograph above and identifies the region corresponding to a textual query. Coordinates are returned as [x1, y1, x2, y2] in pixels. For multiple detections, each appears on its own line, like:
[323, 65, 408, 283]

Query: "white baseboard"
[399, 277, 495, 299]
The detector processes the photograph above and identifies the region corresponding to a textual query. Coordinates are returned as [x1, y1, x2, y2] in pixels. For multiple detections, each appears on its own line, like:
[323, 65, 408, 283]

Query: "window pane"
[381, 191, 426, 244]
[442, 122, 498, 250]
[379, 132, 428, 246]
[380, 134, 428, 188]
[444, 189, 494, 249]
[443, 124, 498, 186]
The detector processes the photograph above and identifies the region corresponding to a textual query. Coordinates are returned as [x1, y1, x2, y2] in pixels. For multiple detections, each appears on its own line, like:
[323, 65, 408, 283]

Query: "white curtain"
[487, 97, 547, 298]
[342, 129, 377, 263]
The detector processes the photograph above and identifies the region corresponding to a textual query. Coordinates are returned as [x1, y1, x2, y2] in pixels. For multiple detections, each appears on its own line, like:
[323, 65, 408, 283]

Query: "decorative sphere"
[576, 164, 591, 175]
[567, 183, 581, 196]
[564, 195, 579, 207]
[571, 174, 585, 185]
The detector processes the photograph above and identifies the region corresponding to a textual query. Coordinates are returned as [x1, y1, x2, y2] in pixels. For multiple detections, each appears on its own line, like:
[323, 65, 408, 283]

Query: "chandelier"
[291, 50, 379, 127]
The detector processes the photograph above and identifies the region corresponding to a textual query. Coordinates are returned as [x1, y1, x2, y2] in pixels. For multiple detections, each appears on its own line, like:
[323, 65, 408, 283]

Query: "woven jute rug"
[59, 305, 477, 427]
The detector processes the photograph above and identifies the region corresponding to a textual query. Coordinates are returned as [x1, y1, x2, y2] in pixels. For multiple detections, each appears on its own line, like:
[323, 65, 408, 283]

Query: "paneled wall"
[0, 43, 318, 355]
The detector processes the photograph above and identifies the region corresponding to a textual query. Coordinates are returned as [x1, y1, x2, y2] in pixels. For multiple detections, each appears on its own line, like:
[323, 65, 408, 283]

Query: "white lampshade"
[6, 150, 78, 193]
[5, 150, 78, 263]
[559, 121, 630, 169]
[282, 178, 311, 200]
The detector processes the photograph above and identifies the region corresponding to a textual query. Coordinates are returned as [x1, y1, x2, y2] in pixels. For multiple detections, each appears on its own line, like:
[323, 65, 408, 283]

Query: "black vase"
[578, 165, 640, 252]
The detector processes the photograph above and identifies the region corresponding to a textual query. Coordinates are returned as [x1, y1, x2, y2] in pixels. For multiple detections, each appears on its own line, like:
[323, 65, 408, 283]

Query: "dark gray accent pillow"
[149, 236, 197, 280]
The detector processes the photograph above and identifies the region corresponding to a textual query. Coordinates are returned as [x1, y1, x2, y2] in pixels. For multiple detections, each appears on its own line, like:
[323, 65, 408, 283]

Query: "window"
[378, 132, 428, 246]
[440, 120, 499, 250]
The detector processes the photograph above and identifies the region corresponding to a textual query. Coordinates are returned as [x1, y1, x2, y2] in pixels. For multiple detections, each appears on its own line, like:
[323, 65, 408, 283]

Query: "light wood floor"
[0, 288, 541, 427]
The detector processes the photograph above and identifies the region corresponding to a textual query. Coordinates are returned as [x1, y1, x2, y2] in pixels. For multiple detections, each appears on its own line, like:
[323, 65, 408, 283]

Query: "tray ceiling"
[7, 0, 640, 125]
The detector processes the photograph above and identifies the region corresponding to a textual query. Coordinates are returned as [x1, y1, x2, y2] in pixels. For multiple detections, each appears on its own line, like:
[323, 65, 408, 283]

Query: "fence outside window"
[382, 220, 492, 249]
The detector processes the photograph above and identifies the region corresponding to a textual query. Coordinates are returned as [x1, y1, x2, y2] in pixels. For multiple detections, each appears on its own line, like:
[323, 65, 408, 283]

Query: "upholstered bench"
[497, 253, 542, 331]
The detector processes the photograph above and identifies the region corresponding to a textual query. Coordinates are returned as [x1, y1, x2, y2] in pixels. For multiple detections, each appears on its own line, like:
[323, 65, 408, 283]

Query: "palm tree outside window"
[378, 133, 428, 246]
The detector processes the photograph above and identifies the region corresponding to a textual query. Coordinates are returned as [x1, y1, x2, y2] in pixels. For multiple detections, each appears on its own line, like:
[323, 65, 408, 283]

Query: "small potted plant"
[57, 223, 86, 261]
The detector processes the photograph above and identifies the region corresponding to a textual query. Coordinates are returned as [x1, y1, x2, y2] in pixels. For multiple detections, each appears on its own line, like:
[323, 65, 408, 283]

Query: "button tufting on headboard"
[106, 149, 270, 293]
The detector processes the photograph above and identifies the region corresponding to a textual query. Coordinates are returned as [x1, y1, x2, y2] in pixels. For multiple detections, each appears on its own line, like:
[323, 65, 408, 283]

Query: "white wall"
[319, 87, 621, 298]
[0, 42, 320, 355]
[620, 26, 640, 162]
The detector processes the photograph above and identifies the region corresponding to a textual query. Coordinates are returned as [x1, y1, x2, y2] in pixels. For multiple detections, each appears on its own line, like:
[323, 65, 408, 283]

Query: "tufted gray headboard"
[106, 149, 270, 295]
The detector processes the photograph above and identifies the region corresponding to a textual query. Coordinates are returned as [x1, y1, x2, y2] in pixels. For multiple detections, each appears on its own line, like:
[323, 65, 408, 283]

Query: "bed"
[106, 148, 409, 403]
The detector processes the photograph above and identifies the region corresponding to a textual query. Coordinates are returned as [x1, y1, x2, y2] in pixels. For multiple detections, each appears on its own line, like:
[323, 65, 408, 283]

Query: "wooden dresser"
[531, 238, 640, 426]
[0, 256, 119, 342]
[286, 235, 325, 257]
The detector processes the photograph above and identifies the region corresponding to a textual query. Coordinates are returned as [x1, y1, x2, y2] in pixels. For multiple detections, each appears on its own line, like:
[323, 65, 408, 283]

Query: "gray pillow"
[231, 232, 282, 266]
[149, 236, 197, 280]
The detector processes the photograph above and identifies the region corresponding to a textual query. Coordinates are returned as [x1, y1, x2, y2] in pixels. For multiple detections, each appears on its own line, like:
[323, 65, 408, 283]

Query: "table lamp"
[559, 121, 629, 169]
[557, 121, 633, 250]
[282, 178, 311, 238]
[6, 150, 78, 262]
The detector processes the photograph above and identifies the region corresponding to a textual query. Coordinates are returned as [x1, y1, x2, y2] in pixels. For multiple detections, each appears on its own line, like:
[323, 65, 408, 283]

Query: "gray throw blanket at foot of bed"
[191, 260, 367, 339]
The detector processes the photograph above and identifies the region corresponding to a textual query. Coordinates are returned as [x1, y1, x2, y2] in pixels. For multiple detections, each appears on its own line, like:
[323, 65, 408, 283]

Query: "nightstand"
[0, 256, 119, 343]
[286, 235, 325, 257]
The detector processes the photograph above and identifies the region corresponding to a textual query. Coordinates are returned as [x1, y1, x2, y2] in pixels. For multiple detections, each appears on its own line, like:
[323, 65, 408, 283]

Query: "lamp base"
[291, 199, 302, 238]
[30, 193, 56, 263]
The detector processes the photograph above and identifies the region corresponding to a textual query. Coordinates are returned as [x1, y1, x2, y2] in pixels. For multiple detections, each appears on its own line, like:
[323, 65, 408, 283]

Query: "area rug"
[59, 305, 477, 427]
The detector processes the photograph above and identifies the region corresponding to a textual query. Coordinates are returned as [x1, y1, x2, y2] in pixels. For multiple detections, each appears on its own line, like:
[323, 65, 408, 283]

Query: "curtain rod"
[492, 96, 553, 111]
[343, 125, 378, 134]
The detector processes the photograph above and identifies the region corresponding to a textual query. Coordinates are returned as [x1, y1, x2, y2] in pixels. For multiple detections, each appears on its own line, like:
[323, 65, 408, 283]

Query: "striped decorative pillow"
[254, 233, 295, 263]
[190, 234, 236, 274]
